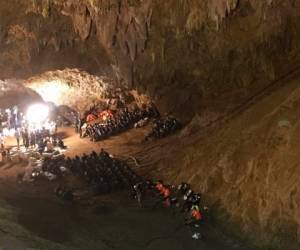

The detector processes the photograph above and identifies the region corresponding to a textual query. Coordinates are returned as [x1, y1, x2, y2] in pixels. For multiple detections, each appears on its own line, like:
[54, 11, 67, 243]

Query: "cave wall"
[1, 1, 300, 122]
[0, 0, 112, 79]
[159, 74, 300, 249]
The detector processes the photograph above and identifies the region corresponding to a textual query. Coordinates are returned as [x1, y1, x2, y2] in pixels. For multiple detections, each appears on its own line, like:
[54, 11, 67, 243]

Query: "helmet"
[191, 205, 200, 211]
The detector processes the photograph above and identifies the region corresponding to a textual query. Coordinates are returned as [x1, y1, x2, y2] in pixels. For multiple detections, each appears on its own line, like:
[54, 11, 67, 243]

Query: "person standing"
[15, 128, 21, 149]
[30, 131, 36, 148]
[0, 133, 4, 151]
[23, 128, 29, 150]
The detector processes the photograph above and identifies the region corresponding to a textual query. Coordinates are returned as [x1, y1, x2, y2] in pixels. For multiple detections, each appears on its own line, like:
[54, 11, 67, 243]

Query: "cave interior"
[0, 1, 300, 250]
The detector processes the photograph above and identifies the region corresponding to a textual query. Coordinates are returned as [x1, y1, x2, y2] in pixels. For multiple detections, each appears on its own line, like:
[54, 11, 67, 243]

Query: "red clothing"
[163, 188, 170, 198]
[191, 210, 202, 221]
[99, 110, 113, 121]
[86, 114, 97, 122]
[156, 183, 164, 192]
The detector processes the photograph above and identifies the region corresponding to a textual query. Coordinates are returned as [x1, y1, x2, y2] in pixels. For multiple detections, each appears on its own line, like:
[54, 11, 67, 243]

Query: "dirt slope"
[144, 71, 300, 249]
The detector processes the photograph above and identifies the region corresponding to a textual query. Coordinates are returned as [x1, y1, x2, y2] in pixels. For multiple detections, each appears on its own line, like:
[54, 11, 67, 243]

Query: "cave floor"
[0, 127, 251, 250]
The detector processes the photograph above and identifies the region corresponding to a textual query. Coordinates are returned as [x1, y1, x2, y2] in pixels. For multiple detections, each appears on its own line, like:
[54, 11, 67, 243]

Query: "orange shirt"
[163, 188, 170, 198]
[156, 183, 164, 192]
[191, 210, 202, 221]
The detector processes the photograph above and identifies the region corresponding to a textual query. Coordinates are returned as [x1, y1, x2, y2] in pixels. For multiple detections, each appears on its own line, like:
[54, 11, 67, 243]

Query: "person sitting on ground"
[52, 137, 58, 147]
[55, 185, 74, 201]
[46, 139, 54, 153]
[38, 139, 46, 154]
[58, 138, 66, 149]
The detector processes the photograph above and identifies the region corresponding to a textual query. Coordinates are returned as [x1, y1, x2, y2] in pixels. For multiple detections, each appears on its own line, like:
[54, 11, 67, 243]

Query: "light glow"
[29, 80, 70, 104]
[26, 104, 49, 126]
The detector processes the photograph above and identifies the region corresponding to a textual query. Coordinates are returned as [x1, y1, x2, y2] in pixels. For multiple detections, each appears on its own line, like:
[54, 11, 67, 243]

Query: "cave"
[0, 1, 300, 249]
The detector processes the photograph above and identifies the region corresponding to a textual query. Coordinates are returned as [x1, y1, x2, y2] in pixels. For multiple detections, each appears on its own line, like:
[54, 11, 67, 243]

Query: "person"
[1, 149, 6, 163]
[132, 182, 143, 208]
[15, 128, 21, 149]
[46, 140, 54, 152]
[153, 181, 172, 208]
[190, 205, 202, 221]
[155, 180, 164, 193]
[162, 186, 171, 207]
[22, 128, 30, 149]
[181, 188, 194, 212]
[58, 138, 66, 149]
[30, 131, 36, 148]
[38, 139, 46, 154]
[55, 185, 74, 201]
[49, 122, 56, 139]
[80, 122, 87, 138]
[177, 182, 190, 195]
[52, 137, 58, 147]
[0, 133, 4, 151]
[185, 204, 203, 240]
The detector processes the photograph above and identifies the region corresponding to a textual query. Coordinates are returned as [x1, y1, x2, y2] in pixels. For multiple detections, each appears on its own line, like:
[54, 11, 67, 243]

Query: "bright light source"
[26, 104, 49, 125]
[29, 80, 70, 105]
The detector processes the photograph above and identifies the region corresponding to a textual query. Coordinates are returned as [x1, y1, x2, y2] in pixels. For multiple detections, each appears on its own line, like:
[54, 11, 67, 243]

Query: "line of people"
[132, 180, 205, 239]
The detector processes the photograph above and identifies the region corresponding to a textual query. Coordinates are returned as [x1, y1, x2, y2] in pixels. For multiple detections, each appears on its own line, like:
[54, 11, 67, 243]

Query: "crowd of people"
[2, 103, 203, 239]
[131, 180, 205, 239]
[36, 149, 205, 240]
[82, 105, 159, 142]
[0, 105, 64, 162]
[39, 150, 142, 197]
[144, 117, 181, 141]
[0, 106, 23, 131]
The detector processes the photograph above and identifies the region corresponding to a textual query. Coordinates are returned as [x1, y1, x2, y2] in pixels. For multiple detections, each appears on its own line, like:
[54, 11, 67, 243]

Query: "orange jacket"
[191, 210, 202, 221]
[156, 183, 164, 192]
[163, 188, 170, 198]
[86, 114, 97, 122]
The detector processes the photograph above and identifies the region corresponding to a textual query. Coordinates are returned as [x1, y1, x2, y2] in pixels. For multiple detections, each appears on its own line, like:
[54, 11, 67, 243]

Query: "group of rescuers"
[132, 180, 207, 239]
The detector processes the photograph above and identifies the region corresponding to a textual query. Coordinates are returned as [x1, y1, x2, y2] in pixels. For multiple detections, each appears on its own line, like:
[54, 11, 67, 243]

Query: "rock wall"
[0, 79, 41, 109]
[25, 68, 136, 112]
[153, 73, 300, 249]
[0, 0, 112, 79]
[1, 1, 300, 122]
[52, 0, 300, 122]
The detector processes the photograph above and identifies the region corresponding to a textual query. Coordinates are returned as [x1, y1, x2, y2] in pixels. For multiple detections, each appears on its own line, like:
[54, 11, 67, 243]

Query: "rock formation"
[1, 0, 299, 122]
